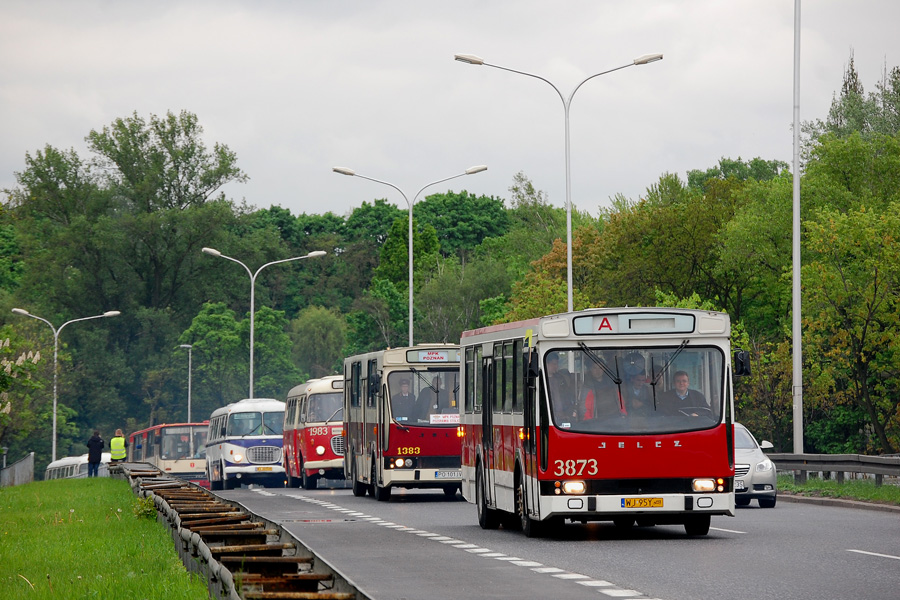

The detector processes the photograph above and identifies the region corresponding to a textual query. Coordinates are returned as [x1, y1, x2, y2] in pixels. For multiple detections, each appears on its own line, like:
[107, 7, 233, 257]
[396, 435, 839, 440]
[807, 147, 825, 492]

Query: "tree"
[374, 215, 440, 288]
[802, 204, 900, 453]
[290, 306, 346, 378]
[248, 306, 301, 399]
[178, 302, 246, 413]
[414, 255, 510, 342]
[416, 190, 509, 260]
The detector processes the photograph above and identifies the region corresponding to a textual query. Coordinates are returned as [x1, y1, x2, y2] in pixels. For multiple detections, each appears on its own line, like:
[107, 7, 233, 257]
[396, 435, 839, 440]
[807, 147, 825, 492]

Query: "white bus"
[206, 398, 286, 490]
[344, 344, 462, 501]
[44, 453, 110, 480]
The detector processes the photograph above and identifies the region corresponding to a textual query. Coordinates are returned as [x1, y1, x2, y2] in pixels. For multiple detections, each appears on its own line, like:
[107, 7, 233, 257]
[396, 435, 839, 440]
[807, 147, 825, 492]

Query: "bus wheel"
[476, 464, 500, 530]
[350, 455, 367, 497]
[209, 468, 222, 491]
[684, 515, 711, 536]
[372, 462, 391, 501]
[518, 476, 543, 538]
[302, 468, 318, 490]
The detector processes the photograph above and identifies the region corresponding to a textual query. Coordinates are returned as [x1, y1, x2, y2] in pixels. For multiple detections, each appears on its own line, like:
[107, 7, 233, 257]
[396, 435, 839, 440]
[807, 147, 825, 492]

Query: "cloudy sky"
[2, 1, 898, 219]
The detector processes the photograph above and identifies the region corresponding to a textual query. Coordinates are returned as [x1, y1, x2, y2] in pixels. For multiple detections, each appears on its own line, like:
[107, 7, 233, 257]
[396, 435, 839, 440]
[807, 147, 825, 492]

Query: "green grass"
[0, 477, 208, 599]
[778, 474, 900, 506]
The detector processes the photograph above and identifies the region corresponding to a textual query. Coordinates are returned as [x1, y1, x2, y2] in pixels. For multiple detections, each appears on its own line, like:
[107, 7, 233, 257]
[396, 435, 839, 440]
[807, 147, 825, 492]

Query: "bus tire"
[372, 461, 391, 501]
[684, 515, 711, 536]
[518, 475, 543, 538]
[476, 463, 500, 530]
[209, 468, 222, 491]
[302, 467, 317, 490]
[350, 455, 367, 497]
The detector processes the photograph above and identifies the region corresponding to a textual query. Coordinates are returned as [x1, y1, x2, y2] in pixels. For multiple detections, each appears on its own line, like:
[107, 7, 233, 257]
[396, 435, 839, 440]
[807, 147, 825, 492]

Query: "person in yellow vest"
[110, 428, 128, 463]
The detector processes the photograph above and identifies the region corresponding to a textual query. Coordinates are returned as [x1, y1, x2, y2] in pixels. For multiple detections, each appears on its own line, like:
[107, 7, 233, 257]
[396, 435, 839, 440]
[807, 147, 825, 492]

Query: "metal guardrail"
[768, 453, 900, 485]
[0, 452, 34, 487]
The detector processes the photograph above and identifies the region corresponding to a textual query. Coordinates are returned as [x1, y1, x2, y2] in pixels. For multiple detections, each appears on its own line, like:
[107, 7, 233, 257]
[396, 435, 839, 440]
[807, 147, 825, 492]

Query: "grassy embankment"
[777, 473, 900, 506]
[0, 477, 208, 599]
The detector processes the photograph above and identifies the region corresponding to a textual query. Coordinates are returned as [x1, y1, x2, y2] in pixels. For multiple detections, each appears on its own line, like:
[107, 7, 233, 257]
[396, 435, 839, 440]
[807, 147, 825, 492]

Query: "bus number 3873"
[553, 459, 599, 476]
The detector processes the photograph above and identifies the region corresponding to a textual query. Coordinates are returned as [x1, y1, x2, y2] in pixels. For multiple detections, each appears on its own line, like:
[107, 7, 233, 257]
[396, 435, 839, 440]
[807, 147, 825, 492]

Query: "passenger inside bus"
[579, 360, 622, 420]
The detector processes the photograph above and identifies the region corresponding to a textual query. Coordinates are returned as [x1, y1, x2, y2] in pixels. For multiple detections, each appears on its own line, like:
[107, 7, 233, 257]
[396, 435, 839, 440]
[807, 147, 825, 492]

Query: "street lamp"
[178, 344, 193, 423]
[11, 308, 121, 462]
[333, 165, 487, 346]
[454, 52, 663, 312]
[178, 344, 194, 456]
[201, 248, 326, 398]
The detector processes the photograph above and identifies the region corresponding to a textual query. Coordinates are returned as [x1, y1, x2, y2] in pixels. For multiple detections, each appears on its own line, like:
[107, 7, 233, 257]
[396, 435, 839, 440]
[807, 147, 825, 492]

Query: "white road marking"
[710, 526, 747, 534]
[847, 549, 900, 561]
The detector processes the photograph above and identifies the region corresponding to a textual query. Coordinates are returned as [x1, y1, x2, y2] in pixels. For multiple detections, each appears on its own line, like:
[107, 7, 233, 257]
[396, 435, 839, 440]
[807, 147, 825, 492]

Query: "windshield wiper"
[324, 407, 342, 423]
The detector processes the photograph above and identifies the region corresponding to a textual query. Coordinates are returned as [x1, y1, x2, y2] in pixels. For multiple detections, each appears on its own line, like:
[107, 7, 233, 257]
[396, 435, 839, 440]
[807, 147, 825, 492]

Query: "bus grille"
[248, 446, 282, 464]
[331, 436, 346, 456]
[734, 464, 750, 477]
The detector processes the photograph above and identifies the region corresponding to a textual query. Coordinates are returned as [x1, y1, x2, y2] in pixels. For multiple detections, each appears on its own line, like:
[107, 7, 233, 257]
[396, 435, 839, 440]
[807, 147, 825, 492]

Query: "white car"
[734, 423, 777, 508]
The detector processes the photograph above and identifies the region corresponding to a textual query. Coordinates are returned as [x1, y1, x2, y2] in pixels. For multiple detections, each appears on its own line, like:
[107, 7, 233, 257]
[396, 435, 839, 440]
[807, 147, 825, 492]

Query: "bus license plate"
[621, 497, 663, 509]
[435, 470, 461, 479]
[256, 466, 273, 472]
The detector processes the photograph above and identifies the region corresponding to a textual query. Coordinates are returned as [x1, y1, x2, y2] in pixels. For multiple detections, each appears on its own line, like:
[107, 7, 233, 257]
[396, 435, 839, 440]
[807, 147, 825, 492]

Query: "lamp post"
[11, 308, 121, 462]
[178, 344, 193, 423]
[454, 53, 663, 312]
[178, 344, 194, 456]
[201, 248, 326, 398]
[333, 165, 487, 346]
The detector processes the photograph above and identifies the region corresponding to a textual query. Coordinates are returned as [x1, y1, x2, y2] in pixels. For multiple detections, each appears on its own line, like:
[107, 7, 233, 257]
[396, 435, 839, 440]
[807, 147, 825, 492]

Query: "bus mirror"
[733, 350, 751, 377]
[527, 351, 540, 380]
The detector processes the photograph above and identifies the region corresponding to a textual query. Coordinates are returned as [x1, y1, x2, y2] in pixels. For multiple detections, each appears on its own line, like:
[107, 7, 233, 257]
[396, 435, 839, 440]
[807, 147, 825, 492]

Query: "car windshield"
[547, 345, 724, 435]
[388, 368, 460, 426]
[734, 426, 758, 449]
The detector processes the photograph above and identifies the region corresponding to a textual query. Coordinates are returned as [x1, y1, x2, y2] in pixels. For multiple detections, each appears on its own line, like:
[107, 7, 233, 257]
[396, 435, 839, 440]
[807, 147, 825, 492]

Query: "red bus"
[283, 375, 345, 489]
[460, 308, 749, 536]
[128, 422, 209, 487]
[344, 344, 462, 501]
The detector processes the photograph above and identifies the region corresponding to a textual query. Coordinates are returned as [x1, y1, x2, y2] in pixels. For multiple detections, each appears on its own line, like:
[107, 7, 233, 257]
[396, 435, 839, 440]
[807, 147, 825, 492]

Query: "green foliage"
[290, 306, 346, 378]
[132, 494, 158, 520]
[777, 473, 900, 506]
[0, 478, 208, 599]
[374, 215, 440, 287]
[416, 190, 509, 259]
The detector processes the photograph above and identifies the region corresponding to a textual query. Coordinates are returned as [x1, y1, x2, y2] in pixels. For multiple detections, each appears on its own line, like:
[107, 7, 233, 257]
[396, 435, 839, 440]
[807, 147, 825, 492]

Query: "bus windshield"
[307, 392, 343, 422]
[160, 426, 207, 459]
[388, 368, 460, 426]
[227, 411, 285, 436]
[547, 345, 724, 434]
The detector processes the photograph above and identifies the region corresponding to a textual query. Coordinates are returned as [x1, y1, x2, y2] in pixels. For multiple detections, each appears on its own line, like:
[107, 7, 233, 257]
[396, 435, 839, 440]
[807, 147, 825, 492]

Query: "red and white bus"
[128, 422, 209, 487]
[284, 375, 345, 489]
[344, 344, 463, 501]
[460, 307, 749, 536]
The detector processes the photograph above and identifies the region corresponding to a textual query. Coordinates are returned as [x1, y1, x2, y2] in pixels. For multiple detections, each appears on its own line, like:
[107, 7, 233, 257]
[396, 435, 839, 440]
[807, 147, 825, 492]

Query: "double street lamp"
[11, 308, 121, 462]
[332, 165, 487, 346]
[201, 248, 326, 398]
[454, 52, 663, 312]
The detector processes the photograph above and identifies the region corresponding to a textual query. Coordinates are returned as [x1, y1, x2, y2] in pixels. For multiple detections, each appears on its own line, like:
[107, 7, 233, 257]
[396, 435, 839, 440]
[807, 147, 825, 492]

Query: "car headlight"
[756, 458, 774, 472]
[316, 445, 326, 456]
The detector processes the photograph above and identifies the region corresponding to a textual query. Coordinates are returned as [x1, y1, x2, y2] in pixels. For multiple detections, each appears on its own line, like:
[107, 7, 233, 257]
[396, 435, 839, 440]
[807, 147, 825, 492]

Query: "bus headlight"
[232, 453, 243, 463]
[692, 478, 716, 492]
[316, 445, 326, 456]
[562, 481, 586, 494]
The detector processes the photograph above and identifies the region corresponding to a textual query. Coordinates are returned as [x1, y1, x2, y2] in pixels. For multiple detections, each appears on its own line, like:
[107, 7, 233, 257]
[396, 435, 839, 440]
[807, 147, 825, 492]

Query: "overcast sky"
[2, 1, 898, 219]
